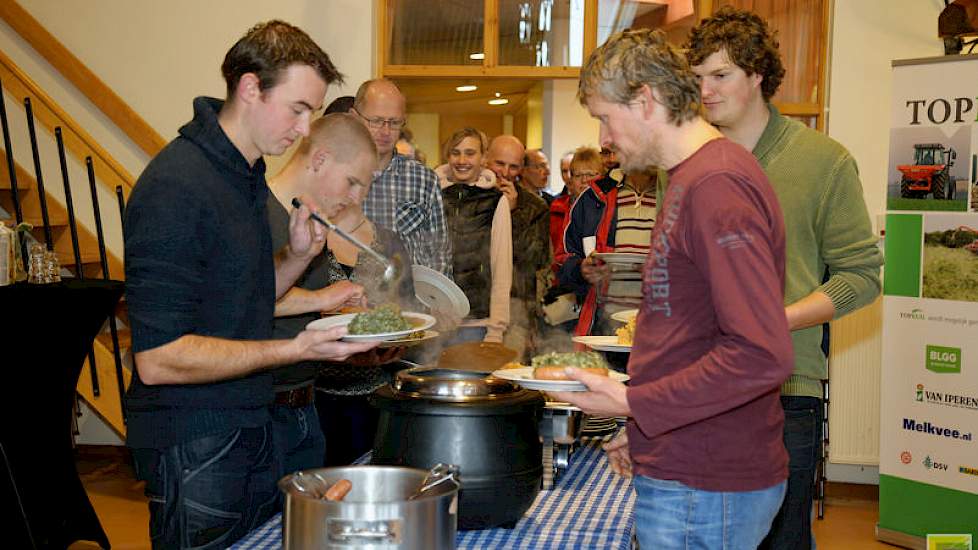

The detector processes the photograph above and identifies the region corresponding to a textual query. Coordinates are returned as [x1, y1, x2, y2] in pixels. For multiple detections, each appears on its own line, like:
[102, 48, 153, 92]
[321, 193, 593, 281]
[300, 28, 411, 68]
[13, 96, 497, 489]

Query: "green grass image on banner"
[887, 198, 969, 212]
[884, 214, 923, 297]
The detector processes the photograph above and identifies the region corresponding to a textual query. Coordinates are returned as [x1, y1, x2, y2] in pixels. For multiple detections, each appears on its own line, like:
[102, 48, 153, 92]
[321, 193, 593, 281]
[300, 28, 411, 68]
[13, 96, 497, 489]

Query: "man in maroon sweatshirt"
[550, 28, 794, 549]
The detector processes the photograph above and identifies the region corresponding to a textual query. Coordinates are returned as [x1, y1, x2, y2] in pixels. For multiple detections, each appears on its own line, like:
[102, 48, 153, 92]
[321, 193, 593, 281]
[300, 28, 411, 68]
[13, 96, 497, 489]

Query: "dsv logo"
[922, 455, 949, 472]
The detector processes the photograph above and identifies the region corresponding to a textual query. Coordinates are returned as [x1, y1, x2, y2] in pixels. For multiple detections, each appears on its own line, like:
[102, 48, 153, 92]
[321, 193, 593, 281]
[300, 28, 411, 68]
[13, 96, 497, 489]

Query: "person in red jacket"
[550, 28, 794, 549]
[549, 146, 603, 272]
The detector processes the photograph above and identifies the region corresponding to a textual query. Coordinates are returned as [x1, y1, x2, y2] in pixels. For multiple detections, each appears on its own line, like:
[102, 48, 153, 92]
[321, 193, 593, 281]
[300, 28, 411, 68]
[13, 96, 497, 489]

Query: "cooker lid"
[393, 367, 520, 400]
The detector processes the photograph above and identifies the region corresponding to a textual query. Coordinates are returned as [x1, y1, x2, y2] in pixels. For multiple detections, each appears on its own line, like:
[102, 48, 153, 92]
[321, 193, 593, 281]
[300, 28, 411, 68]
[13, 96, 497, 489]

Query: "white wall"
[827, 0, 944, 222]
[9, 0, 375, 178]
[541, 79, 599, 195]
[405, 112, 439, 169]
[824, 0, 945, 483]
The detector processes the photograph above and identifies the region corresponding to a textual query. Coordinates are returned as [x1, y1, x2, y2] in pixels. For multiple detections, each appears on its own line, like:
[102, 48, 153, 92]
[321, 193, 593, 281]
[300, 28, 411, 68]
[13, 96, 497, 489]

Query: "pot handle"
[327, 518, 402, 545]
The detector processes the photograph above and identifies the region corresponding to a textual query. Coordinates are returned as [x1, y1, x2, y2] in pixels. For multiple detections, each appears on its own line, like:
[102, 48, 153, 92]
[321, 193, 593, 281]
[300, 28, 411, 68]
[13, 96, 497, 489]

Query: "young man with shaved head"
[485, 135, 551, 359]
[686, 8, 882, 548]
[124, 21, 376, 548]
[266, 113, 382, 475]
[354, 78, 452, 276]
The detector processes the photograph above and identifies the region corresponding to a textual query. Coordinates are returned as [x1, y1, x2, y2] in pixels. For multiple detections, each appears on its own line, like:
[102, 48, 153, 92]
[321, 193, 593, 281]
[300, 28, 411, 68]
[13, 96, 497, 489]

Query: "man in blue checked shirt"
[354, 79, 453, 277]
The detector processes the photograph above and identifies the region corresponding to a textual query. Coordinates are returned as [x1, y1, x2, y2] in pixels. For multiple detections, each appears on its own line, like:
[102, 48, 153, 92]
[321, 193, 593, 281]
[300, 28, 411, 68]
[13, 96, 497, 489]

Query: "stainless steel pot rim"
[393, 367, 520, 400]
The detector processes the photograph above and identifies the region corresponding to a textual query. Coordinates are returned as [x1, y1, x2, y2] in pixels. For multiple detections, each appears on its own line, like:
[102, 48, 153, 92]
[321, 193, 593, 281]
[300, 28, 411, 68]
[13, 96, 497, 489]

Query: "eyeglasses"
[570, 171, 599, 180]
[353, 108, 405, 131]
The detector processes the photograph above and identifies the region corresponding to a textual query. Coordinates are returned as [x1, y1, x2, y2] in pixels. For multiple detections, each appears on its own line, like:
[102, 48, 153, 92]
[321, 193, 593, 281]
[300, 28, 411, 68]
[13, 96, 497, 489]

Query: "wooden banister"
[0, 0, 166, 158]
[0, 48, 135, 196]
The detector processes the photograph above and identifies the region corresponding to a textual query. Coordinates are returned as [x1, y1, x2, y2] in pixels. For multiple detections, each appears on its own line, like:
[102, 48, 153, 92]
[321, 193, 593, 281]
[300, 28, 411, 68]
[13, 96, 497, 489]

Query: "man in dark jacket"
[124, 21, 375, 548]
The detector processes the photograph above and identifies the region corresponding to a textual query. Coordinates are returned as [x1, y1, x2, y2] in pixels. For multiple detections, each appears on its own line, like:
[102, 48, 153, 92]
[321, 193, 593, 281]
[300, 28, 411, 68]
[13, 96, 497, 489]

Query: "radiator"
[827, 297, 883, 465]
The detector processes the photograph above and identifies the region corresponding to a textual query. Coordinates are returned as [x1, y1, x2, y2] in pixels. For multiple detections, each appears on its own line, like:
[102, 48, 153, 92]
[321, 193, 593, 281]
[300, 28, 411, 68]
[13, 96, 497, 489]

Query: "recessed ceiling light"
[488, 98, 509, 105]
[456, 85, 478, 92]
[469, 52, 485, 60]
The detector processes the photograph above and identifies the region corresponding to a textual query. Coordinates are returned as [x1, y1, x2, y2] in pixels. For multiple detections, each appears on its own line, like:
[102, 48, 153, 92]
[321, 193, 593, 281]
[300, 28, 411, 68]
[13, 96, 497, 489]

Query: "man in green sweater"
[684, 7, 883, 549]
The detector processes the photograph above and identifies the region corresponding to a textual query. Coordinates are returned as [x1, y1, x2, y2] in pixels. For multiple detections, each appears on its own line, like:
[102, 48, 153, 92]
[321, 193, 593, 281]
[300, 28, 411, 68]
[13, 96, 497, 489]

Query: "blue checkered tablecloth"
[231, 436, 635, 549]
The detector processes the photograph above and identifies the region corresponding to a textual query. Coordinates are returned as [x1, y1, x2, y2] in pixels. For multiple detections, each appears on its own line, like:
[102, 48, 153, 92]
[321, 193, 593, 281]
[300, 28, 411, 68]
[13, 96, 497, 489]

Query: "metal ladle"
[292, 197, 397, 284]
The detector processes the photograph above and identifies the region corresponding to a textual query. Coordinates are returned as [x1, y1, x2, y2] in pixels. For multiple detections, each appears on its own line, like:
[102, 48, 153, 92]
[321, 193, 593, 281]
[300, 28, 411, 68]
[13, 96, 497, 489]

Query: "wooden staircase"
[0, 1, 165, 436]
[0, 149, 132, 436]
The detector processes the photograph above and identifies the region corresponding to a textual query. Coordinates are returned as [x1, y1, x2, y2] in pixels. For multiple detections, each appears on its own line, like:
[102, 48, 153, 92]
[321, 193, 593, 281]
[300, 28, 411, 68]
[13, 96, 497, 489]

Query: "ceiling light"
[488, 95, 509, 105]
[469, 52, 485, 60]
[456, 85, 478, 92]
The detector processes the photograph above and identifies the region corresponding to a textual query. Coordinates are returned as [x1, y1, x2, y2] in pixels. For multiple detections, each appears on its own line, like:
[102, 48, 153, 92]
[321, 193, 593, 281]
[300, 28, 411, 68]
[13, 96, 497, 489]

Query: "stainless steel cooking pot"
[278, 465, 460, 549]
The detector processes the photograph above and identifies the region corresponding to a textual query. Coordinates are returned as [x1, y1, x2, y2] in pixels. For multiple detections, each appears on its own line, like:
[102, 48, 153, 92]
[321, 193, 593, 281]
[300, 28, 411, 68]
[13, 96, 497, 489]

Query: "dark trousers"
[759, 396, 823, 550]
[315, 391, 381, 466]
[270, 403, 327, 475]
[132, 424, 279, 549]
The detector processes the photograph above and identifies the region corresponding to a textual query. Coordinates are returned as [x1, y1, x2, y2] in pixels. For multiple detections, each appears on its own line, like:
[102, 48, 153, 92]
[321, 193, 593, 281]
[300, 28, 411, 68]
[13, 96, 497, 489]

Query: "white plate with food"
[378, 329, 440, 348]
[492, 367, 629, 392]
[591, 252, 647, 265]
[610, 309, 638, 323]
[306, 307, 436, 342]
[571, 335, 632, 353]
[412, 264, 470, 320]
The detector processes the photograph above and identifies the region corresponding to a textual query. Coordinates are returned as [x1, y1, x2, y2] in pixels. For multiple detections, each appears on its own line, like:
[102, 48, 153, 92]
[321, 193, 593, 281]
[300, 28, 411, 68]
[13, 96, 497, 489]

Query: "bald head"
[280, 112, 379, 219]
[353, 79, 407, 163]
[294, 112, 377, 165]
[485, 135, 525, 182]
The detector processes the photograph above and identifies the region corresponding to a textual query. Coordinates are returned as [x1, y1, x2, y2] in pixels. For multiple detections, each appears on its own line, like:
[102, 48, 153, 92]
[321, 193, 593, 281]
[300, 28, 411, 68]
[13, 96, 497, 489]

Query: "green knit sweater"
[753, 105, 883, 398]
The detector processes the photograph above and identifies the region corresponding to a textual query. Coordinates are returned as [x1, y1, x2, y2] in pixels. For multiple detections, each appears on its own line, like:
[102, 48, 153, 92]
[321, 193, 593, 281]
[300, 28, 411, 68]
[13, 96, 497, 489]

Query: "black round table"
[0, 279, 124, 549]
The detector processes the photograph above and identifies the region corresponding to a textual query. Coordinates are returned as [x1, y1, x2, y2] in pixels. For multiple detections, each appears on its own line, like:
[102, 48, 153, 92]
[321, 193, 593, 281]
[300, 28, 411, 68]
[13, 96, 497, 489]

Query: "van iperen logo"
[903, 417, 974, 441]
[914, 384, 978, 412]
[900, 308, 926, 321]
[906, 96, 978, 125]
[961, 465, 978, 477]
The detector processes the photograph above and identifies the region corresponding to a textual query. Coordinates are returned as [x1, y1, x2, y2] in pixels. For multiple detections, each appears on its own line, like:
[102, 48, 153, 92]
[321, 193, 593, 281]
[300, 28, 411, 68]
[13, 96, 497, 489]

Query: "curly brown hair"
[578, 28, 700, 124]
[222, 20, 343, 99]
[684, 7, 785, 101]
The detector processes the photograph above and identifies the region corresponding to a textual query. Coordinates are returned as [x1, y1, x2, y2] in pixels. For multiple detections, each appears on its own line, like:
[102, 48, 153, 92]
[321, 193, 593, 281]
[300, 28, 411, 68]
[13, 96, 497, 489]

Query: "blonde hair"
[578, 28, 700, 124]
[570, 146, 603, 175]
[442, 127, 488, 163]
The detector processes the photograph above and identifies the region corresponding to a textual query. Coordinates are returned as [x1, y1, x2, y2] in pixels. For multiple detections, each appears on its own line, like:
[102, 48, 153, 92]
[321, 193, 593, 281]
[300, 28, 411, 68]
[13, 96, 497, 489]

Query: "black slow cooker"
[369, 367, 545, 530]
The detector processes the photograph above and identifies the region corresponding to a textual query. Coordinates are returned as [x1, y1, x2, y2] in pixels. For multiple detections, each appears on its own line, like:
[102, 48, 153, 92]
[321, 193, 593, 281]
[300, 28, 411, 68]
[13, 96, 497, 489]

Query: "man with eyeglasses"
[523, 149, 554, 205]
[353, 79, 452, 277]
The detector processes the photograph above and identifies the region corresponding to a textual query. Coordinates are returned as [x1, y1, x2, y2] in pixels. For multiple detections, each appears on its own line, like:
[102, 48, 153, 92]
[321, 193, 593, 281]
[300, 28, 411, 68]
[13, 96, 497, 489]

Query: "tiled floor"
[72, 446, 902, 549]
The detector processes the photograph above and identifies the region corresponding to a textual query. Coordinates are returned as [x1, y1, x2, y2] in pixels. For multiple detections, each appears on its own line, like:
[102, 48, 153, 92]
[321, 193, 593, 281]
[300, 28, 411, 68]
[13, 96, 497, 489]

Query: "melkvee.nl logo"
[902, 418, 973, 441]
[915, 384, 978, 412]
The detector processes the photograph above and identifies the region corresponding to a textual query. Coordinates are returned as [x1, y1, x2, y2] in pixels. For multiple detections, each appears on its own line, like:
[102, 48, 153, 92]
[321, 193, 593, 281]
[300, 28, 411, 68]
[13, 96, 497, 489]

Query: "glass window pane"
[597, 0, 700, 48]
[388, 0, 485, 65]
[498, 0, 586, 67]
[715, 0, 825, 105]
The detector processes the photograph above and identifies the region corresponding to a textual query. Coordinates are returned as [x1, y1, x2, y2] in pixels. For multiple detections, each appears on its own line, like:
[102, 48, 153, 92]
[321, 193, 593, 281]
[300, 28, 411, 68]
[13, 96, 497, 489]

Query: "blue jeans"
[633, 476, 786, 550]
[270, 402, 326, 476]
[759, 396, 823, 550]
[132, 424, 279, 549]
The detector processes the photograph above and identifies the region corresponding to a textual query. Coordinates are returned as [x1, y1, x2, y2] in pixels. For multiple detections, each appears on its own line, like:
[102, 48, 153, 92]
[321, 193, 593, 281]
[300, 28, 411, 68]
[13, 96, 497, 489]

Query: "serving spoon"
[292, 197, 397, 284]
